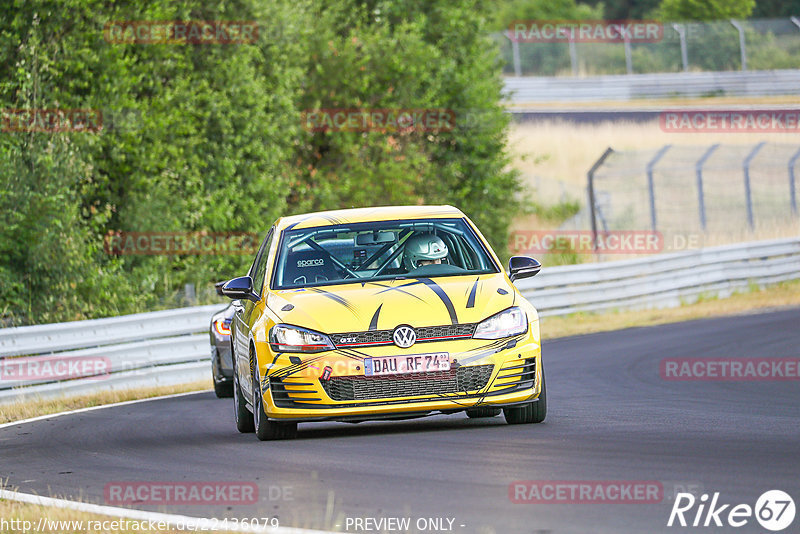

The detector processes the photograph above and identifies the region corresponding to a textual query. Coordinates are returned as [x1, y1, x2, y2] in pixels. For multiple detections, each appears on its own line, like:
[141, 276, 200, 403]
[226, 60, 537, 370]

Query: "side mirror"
[214, 280, 226, 297]
[221, 276, 259, 302]
[508, 256, 541, 282]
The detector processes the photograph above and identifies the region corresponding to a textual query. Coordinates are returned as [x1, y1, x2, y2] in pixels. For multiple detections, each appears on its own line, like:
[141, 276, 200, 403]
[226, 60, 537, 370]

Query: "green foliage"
[656, 0, 755, 21]
[0, 0, 520, 325]
[752, 0, 800, 17]
[525, 199, 581, 224]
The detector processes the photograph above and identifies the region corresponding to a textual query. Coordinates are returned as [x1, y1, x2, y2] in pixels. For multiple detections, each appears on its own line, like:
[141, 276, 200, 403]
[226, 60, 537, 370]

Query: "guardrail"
[503, 70, 800, 102]
[0, 305, 223, 404]
[1, 238, 798, 404]
[515, 238, 800, 316]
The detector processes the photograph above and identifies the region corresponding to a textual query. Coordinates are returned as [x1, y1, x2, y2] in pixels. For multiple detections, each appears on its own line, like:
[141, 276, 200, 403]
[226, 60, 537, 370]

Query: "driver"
[403, 233, 449, 270]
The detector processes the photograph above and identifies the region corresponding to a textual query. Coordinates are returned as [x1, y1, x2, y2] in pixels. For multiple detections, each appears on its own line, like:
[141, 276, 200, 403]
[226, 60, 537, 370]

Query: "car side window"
[251, 228, 274, 297]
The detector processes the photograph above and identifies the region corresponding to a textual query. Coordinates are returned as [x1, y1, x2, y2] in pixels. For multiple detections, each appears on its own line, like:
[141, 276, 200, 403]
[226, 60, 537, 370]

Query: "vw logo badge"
[393, 325, 416, 348]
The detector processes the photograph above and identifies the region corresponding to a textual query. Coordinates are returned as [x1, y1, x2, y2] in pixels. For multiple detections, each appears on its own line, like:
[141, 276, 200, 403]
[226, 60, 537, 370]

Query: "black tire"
[214, 377, 233, 398]
[504, 366, 547, 424]
[466, 407, 501, 418]
[233, 359, 254, 433]
[252, 355, 297, 441]
[212, 350, 234, 398]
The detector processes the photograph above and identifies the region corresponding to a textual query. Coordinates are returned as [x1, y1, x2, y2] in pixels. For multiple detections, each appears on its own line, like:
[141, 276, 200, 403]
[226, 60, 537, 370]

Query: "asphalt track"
[2, 307, 799, 533]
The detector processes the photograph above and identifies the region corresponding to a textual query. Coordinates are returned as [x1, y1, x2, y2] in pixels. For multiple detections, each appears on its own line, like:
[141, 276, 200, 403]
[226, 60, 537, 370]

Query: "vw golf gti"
[222, 205, 545, 440]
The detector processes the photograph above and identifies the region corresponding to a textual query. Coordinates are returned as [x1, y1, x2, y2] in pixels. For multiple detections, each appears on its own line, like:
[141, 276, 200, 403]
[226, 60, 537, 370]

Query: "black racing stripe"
[270, 354, 328, 378]
[375, 281, 426, 301]
[368, 304, 382, 331]
[335, 348, 367, 361]
[308, 287, 360, 316]
[466, 277, 479, 309]
[417, 278, 458, 324]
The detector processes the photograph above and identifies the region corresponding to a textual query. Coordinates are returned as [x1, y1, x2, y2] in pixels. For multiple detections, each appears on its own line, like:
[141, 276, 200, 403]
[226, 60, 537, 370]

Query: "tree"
[657, 0, 755, 20]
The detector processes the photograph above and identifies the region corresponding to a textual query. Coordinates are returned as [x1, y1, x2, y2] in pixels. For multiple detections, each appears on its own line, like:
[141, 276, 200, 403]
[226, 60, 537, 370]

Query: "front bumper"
[259, 326, 542, 422]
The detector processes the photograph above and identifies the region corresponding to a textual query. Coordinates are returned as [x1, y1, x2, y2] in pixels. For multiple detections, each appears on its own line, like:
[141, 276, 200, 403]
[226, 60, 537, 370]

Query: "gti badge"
[393, 325, 416, 348]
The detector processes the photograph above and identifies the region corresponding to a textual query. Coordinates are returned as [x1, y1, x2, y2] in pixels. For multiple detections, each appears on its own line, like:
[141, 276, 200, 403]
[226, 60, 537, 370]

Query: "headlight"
[473, 307, 528, 339]
[269, 324, 334, 353]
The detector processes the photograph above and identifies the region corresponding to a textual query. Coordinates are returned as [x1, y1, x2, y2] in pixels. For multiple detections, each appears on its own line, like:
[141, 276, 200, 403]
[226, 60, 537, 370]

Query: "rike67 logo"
[668, 490, 795, 531]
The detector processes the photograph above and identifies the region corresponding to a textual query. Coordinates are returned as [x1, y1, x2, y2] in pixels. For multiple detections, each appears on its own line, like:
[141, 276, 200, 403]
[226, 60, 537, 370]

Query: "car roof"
[274, 205, 465, 232]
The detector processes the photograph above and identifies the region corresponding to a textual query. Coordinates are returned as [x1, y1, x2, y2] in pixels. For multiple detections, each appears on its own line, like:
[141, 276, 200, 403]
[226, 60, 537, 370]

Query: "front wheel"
[252, 365, 297, 441]
[504, 366, 547, 424]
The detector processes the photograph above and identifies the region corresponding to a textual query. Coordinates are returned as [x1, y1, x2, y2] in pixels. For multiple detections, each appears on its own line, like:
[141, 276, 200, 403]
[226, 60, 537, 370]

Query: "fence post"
[587, 147, 615, 250]
[789, 147, 800, 216]
[695, 144, 719, 231]
[646, 144, 672, 231]
[672, 24, 689, 72]
[505, 31, 522, 77]
[730, 20, 747, 71]
[742, 142, 765, 230]
[569, 38, 578, 76]
[624, 35, 633, 74]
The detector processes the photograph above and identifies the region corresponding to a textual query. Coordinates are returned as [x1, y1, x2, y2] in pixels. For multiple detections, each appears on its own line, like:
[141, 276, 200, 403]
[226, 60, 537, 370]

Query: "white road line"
[0, 390, 209, 430]
[0, 489, 335, 533]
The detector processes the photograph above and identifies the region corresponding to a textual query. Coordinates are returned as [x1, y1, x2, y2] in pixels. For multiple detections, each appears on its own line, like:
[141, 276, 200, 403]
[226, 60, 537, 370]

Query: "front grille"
[320, 364, 494, 401]
[332, 323, 476, 348]
[417, 323, 476, 340]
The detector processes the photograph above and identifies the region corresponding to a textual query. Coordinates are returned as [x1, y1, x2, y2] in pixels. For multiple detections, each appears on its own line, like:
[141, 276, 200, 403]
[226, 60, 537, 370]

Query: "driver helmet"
[403, 233, 448, 270]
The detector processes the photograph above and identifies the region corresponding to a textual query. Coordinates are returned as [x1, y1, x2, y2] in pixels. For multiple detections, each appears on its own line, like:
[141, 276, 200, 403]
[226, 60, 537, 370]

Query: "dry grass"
[540, 280, 800, 340]
[0, 380, 211, 425]
[508, 118, 800, 249]
[509, 120, 800, 198]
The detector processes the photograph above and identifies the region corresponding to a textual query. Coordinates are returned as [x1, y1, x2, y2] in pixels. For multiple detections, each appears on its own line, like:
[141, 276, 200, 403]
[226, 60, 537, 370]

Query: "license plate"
[364, 353, 450, 376]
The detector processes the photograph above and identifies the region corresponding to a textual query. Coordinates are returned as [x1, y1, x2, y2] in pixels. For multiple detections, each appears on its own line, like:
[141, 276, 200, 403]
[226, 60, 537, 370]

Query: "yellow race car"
[222, 205, 544, 440]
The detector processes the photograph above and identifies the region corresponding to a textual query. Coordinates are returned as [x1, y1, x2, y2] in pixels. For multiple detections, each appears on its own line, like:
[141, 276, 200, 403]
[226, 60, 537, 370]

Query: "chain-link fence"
[496, 18, 800, 76]
[588, 143, 800, 239]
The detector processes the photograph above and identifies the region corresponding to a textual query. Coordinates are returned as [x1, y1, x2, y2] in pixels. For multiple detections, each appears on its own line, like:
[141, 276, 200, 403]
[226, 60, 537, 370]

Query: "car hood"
[266, 273, 516, 334]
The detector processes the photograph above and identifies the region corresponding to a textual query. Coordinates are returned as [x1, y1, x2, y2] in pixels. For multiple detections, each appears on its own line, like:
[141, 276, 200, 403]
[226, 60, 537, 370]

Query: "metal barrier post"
[743, 142, 765, 230]
[789, 147, 800, 216]
[624, 35, 633, 74]
[588, 147, 615, 250]
[695, 144, 720, 231]
[646, 145, 672, 231]
[505, 31, 522, 77]
[672, 24, 689, 72]
[569, 38, 578, 76]
[730, 20, 747, 71]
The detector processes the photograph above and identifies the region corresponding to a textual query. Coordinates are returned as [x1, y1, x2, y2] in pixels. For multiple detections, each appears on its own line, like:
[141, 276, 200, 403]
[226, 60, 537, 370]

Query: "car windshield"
[272, 218, 499, 289]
